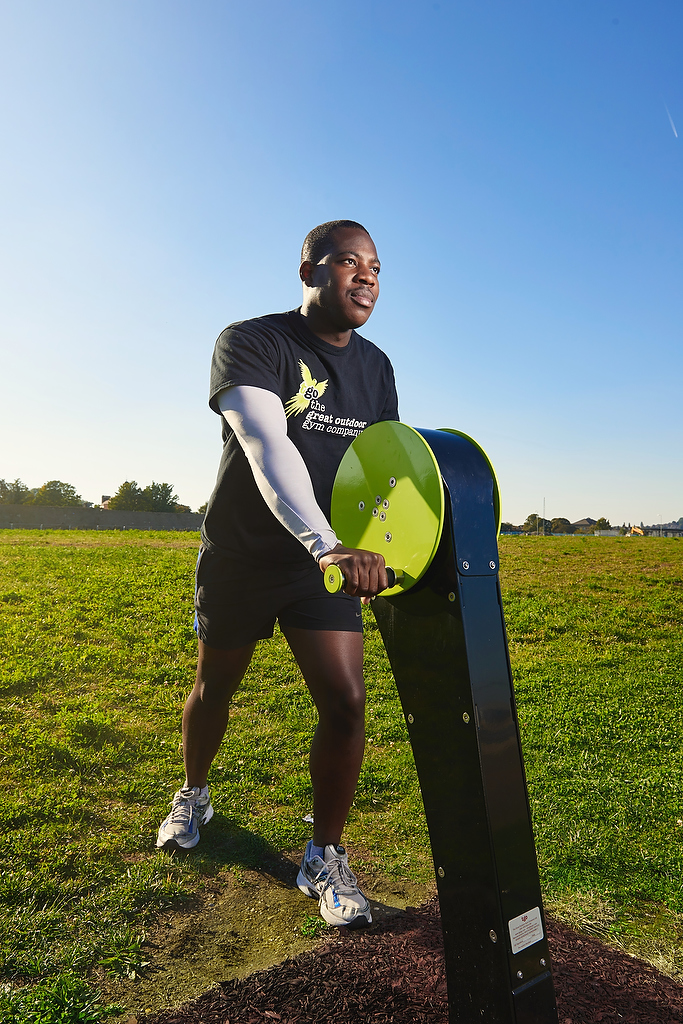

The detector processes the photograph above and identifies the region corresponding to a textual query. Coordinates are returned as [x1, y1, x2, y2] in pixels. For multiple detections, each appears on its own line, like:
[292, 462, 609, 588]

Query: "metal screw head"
[489, 930, 497, 943]
[437, 866, 445, 878]
[489, 560, 496, 569]
[382, 499, 389, 509]
[372, 508, 378, 517]
[448, 592, 456, 602]
[375, 495, 382, 504]
[462, 560, 470, 570]
[385, 532, 392, 542]
[516, 970, 524, 980]
[389, 477, 396, 487]
[407, 713, 414, 724]
[462, 712, 470, 723]
[540, 958, 547, 967]
[358, 501, 365, 510]
[379, 511, 386, 522]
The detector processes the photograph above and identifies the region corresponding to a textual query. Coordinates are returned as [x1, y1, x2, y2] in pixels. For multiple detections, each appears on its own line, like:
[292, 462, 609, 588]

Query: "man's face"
[301, 227, 380, 331]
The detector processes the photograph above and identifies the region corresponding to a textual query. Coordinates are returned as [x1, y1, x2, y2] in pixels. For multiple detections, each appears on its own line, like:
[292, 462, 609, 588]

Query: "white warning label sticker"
[508, 906, 544, 955]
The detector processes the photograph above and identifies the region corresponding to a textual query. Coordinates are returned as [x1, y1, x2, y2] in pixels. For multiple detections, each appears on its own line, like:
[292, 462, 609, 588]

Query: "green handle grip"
[324, 565, 401, 595]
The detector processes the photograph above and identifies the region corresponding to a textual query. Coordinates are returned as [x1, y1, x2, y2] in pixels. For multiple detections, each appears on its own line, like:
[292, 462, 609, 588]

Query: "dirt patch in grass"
[137, 898, 683, 1024]
[98, 848, 433, 1017]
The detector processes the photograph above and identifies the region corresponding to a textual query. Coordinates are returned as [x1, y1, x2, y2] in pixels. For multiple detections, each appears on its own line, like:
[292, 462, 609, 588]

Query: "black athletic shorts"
[193, 546, 363, 650]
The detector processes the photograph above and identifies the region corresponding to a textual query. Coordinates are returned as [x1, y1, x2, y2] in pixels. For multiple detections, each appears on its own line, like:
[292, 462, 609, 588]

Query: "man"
[157, 220, 398, 929]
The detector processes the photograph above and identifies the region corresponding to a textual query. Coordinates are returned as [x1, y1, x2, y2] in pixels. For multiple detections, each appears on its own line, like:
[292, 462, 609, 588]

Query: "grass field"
[1, 530, 682, 1020]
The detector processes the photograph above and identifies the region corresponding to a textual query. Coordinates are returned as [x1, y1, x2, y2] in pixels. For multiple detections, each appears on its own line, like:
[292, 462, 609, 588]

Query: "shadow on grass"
[164, 814, 301, 888]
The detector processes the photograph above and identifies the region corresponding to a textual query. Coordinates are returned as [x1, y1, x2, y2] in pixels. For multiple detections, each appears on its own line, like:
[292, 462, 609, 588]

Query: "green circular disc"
[330, 421, 445, 596]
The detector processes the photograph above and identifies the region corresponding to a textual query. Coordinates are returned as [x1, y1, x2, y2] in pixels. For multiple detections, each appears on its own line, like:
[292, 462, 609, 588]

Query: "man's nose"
[355, 263, 376, 285]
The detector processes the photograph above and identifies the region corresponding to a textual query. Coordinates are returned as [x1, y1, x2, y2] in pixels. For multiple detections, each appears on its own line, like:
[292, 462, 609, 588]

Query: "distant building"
[642, 524, 683, 538]
[571, 518, 597, 533]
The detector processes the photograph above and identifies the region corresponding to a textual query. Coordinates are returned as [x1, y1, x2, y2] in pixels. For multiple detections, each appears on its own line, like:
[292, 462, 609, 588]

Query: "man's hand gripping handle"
[323, 563, 402, 595]
[318, 544, 397, 600]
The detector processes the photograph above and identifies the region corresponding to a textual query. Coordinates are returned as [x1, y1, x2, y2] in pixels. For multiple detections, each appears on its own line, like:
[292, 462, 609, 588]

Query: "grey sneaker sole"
[156, 833, 201, 852]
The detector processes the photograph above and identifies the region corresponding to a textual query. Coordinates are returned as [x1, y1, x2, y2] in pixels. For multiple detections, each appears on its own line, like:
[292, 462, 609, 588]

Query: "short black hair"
[301, 220, 370, 265]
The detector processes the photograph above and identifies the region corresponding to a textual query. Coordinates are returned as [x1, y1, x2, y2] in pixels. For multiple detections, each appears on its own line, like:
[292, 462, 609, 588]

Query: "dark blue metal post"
[371, 429, 558, 1024]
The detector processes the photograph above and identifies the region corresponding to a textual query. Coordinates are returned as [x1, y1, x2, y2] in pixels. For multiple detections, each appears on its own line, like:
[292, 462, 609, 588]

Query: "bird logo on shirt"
[285, 360, 328, 418]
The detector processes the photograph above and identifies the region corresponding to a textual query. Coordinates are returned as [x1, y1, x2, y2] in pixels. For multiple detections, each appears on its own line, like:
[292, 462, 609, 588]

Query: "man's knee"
[319, 678, 366, 733]
[190, 675, 236, 711]
[193, 641, 254, 707]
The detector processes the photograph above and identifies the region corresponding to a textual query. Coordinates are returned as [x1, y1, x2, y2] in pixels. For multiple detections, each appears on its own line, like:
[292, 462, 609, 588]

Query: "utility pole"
[542, 497, 546, 536]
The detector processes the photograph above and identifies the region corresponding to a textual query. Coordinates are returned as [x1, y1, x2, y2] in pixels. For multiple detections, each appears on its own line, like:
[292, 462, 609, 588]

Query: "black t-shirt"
[201, 309, 399, 567]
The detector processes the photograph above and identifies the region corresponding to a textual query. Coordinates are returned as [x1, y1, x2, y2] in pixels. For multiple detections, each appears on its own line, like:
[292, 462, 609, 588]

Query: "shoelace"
[166, 790, 196, 825]
[315, 857, 359, 896]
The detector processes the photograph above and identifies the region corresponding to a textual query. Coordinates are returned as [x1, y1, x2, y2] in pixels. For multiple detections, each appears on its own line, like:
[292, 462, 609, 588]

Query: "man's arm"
[218, 385, 338, 561]
[218, 386, 388, 596]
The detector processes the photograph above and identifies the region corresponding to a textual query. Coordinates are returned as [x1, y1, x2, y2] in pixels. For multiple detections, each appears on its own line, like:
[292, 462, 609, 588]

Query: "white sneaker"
[296, 841, 372, 928]
[156, 786, 214, 851]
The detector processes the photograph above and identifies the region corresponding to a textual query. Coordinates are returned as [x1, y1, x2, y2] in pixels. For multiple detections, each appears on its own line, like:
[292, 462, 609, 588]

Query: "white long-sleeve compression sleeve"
[217, 385, 340, 562]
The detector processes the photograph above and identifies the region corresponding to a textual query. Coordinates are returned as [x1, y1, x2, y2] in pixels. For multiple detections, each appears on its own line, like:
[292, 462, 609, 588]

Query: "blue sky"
[1, 1, 681, 525]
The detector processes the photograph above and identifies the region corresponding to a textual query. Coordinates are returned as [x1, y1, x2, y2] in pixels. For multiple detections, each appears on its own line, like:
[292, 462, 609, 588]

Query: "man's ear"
[299, 260, 314, 285]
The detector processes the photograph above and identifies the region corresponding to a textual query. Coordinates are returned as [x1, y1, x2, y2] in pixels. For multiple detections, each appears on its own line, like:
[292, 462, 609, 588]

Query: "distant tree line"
[107, 481, 191, 513]
[0, 479, 91, 507]
[0, 478, 197, 513]
[501, 514, 616, 535]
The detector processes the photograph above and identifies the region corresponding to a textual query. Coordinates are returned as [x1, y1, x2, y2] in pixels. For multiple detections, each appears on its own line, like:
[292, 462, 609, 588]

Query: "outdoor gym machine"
[325, 422, 558, 1024]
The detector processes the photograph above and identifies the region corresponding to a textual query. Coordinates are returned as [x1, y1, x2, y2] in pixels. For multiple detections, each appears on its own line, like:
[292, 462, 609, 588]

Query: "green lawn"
[1, 530, 682, 1018]
[501, 536, 683, 970]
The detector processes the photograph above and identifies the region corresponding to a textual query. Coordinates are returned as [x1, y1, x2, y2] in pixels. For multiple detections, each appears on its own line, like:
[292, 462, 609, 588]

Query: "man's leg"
[157, 639, 255, 851]
[283, 628, 365, 847]
[284, 627, 371, 926]
[182, 639, 256, 788]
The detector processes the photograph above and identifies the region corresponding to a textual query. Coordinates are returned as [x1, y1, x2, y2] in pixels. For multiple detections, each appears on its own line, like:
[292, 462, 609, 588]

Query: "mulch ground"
[146, 898, 683, 1024]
